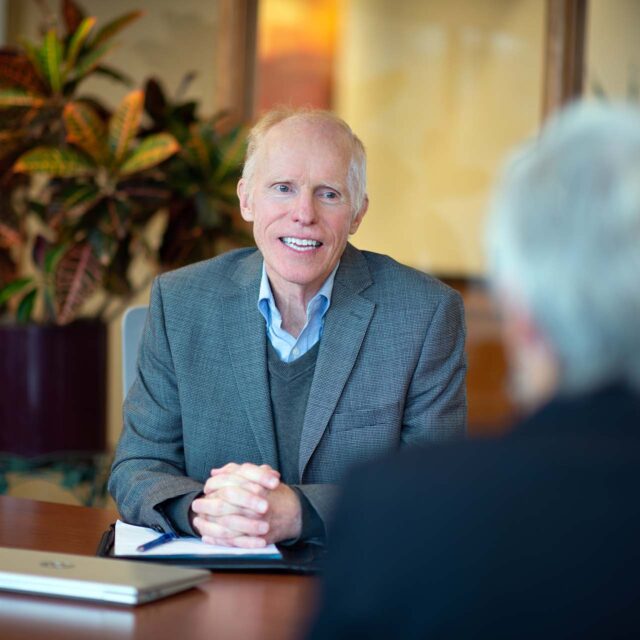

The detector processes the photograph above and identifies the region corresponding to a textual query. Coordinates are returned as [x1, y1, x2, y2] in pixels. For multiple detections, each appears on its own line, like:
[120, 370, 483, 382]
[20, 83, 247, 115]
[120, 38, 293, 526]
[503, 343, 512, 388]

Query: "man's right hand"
[190, 463, 280, 548]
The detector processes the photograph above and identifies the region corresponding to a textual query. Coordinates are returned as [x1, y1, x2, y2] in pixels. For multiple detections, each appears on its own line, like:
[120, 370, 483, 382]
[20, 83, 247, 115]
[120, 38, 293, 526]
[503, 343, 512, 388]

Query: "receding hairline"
[248, 107, 361, 148]
[241, 107, 368, 215]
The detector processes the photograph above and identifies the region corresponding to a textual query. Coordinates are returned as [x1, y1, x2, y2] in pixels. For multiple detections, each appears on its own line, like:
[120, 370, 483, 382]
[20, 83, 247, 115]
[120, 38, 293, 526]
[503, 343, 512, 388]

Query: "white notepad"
[114, 520, 282, 558]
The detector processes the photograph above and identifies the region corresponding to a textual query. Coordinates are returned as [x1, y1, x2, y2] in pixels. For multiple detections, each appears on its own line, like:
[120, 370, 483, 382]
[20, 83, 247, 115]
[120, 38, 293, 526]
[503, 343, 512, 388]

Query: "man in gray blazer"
[109, 108, 466, 547]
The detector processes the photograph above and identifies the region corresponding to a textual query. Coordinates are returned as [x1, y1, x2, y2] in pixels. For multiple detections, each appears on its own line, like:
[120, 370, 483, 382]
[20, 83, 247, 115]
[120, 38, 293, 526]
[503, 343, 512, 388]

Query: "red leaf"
[55, 242, 103, 324]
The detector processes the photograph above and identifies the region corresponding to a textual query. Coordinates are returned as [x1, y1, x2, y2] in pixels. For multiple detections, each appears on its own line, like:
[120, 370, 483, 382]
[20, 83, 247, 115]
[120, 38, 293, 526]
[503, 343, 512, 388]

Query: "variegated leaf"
[39, 29, 63, 93]
[108, 90, 144, 165]
[63, 184, 101, 220]
[0, 50, 47, 93]
[214, 125, 247, 181]
[65, 16, 96, 71]
[91, 11, 143, 48]
[63, 101, 107, 163]
[14, 146, 95, 176]
[119, 133, 179, 175]
[55, 242, 102, 325]
[183, 125, 211, 171]
[0, 88, 44, 108]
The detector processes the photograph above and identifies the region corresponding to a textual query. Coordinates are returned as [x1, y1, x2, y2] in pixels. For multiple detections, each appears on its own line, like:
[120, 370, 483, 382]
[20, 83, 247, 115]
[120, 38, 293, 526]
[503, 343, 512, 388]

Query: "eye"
[273, 183, 290, 193]
[320, 190, 339, 200]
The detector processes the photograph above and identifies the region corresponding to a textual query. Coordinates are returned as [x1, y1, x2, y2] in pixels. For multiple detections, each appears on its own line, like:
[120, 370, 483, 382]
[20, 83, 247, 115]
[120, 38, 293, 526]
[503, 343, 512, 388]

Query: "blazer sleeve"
[108, 277, 202, 533]
[402, 286, 467, 444]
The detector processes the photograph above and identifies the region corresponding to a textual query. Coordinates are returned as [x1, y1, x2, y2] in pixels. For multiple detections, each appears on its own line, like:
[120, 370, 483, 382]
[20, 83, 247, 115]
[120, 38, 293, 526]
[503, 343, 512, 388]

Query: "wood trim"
[215, 0, 258, 122]
[542, 0, 588, 119]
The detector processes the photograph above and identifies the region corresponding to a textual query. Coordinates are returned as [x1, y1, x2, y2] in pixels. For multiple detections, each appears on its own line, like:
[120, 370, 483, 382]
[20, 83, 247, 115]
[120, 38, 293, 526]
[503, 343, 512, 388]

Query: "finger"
[192, 516, 238, 539]
[203, 475, 268, 496]
[194, 486, 269, 515]
[210, 462, 279, 476]
[210, 463, 280, 489]
[192, 496, 260, 519]
[194, 514, 269, 538]
[202, 535, 267, 549]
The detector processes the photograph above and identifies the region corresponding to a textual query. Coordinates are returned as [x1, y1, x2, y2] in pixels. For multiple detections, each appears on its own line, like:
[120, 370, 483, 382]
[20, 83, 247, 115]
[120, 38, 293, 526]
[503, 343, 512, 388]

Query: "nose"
[292, 190, 317, 225]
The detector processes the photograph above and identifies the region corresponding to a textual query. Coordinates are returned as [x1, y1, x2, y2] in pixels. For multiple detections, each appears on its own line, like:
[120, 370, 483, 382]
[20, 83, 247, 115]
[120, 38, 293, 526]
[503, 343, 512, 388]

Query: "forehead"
[255, 118, 352, 183]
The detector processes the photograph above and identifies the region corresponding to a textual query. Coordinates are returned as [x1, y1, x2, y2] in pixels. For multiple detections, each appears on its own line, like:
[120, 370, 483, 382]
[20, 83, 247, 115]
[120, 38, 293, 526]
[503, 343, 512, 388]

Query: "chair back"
[122, 305, 148, 395]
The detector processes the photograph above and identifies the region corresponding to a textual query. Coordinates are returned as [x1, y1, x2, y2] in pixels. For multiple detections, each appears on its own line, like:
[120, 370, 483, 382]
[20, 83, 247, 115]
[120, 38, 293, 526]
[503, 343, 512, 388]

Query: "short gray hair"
[486, 100, 640, 394]
[241, 107, 367, 217]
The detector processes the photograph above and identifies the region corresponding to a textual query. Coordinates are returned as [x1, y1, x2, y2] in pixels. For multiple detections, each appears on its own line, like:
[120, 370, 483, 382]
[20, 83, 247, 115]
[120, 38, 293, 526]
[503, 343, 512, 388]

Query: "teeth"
[281, 237, 321, 251]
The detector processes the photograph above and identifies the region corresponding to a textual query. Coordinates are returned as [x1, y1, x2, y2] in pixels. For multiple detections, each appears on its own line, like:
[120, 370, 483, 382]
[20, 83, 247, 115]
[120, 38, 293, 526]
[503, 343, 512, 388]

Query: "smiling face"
[237, 116, 367, 303]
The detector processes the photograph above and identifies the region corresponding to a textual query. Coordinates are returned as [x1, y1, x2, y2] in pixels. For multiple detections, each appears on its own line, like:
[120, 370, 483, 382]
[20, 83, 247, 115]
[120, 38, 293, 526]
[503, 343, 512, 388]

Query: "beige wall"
[586, 0, 640, 100]
[334, 0, 545, 276]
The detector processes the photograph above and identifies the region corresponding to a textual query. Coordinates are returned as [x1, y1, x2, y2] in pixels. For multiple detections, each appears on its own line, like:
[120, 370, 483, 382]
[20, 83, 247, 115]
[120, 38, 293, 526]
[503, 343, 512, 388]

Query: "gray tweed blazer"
[109, 244, 467, 536]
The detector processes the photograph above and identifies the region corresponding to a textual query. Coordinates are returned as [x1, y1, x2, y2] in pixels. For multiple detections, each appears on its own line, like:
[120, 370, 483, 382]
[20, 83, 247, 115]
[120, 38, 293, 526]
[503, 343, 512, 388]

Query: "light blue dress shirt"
[257, 263, 339, 363]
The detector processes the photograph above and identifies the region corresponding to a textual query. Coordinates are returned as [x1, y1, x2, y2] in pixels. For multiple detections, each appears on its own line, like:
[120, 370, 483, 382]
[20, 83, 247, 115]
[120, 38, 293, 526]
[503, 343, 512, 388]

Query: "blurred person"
[109, 108, 467, 548]
[308, 101, 640, 638]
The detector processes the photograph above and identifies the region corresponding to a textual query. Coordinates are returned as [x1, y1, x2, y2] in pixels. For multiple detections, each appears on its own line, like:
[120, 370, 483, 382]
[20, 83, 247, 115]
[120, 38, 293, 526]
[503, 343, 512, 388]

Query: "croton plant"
[0, 0, 249, 325]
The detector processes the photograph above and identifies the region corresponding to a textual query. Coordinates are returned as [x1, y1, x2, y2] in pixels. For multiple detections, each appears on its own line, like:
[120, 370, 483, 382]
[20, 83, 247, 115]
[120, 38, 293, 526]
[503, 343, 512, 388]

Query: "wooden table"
[0, 496, 318, 640]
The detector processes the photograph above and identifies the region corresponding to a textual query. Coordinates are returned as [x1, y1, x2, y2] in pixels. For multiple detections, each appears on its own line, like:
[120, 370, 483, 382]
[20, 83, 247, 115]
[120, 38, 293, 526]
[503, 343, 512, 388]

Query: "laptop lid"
[0, 547, 209, 606]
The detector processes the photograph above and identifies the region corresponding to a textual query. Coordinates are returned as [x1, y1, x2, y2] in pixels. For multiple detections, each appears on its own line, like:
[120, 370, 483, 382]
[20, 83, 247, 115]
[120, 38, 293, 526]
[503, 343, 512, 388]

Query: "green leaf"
[108, 90, 144, 165]
[0, 277, 33, 305]
[44, 244, 67, 274]
[14, 146, 95, 176]
[120, 133, 180, 175]
[93, 64, 133, 87]
[17, 288, 37, 323]
[39, 29, 63, 93]
[72, 42, 115, 84]
[63, 101, 107, 163]
[65, 16, 96, 71]
[91, 11, 143, 48]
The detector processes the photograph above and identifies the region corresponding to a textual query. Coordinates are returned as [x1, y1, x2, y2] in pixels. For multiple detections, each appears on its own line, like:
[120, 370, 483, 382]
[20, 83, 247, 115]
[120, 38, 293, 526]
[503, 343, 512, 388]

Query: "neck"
[270, 283, 317, 338]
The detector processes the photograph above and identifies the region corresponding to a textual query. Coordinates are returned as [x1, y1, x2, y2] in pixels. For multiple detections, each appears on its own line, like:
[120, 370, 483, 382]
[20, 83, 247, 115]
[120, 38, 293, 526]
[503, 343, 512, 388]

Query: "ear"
[349, 195, 369, 234]
[237, 179, 254, 222]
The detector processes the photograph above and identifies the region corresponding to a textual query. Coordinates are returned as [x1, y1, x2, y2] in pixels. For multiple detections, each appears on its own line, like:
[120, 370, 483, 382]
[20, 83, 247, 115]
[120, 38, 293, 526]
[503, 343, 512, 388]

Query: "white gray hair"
[241, 107, 367, 218]
[486, 100, 640, 394]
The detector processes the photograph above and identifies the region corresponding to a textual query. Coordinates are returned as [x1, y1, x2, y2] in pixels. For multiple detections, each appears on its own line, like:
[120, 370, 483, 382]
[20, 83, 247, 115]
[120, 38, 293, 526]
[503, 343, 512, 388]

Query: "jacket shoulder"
[156, 248, 259, 296]
[359, 249, 461, 308]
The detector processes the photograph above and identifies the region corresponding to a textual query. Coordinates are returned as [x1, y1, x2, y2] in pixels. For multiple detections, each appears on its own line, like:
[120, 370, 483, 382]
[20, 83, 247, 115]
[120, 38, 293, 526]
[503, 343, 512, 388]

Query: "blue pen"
[137, 532, 178, 552]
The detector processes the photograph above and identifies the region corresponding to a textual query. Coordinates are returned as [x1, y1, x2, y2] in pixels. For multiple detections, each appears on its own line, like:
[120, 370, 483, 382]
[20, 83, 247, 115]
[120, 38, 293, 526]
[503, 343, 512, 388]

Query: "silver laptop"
[0, 547, 209, 605]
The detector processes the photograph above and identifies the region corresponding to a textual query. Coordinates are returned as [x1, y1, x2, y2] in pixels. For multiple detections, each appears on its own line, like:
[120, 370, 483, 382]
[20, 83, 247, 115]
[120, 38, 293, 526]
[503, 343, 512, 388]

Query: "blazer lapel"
[223, 253, 278, 468]
[299, 245, 375, 477]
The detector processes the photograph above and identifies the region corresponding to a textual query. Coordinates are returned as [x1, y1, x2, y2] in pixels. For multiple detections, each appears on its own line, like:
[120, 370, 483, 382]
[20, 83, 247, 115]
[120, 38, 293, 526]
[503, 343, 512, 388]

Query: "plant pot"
[0, 321, 107, 456]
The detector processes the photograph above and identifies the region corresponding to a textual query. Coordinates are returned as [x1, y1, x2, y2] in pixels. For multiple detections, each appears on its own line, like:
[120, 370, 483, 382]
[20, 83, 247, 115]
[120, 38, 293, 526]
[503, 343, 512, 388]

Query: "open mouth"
[280, 237, 323, 252]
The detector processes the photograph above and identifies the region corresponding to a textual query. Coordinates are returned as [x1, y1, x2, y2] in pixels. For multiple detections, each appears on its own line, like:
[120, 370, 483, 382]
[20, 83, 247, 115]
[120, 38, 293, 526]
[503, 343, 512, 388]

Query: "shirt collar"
[258, 261, 340, 325]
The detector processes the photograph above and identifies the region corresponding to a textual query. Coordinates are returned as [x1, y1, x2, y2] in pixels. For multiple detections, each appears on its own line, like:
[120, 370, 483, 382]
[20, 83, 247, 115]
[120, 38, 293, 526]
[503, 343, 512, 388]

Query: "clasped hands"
[190, 462, 302, 548]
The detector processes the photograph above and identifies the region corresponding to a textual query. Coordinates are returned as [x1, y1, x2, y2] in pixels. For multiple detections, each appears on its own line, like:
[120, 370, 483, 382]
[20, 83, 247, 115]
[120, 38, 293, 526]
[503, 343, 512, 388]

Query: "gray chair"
[121, 305, 148, 395]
